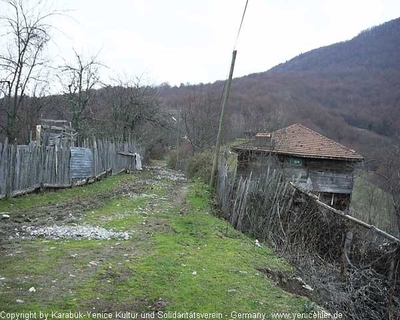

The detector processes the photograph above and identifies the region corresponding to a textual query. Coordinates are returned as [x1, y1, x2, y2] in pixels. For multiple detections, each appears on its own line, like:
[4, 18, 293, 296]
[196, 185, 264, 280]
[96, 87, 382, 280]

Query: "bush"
[148, 142, 167, 160]
[166, 150, 179, 169]
[186, 150, 214, 183]
[166, 143, 194, 171]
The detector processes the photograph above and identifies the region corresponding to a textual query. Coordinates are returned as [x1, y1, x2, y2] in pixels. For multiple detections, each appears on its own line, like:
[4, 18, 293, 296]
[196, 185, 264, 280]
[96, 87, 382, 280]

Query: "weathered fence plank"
[0, 138, 143, 199]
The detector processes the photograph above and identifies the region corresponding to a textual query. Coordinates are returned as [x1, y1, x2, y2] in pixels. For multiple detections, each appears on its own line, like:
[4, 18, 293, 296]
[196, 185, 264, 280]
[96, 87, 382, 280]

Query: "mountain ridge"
[269, 17, 400, 73]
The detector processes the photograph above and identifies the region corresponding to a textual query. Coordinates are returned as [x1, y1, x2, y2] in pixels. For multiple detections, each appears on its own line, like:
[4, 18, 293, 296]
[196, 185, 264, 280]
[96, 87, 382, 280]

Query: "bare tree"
[380, 137, 400, 235]
[18, 82, 48, 142]
[245, 104, 287, 135]
[59, 50, 103, 137]
[100, 77, 166, 142]
[180, 86, 220, 154]
[0, 0, 58, 141]
[366, 135, 400, 237]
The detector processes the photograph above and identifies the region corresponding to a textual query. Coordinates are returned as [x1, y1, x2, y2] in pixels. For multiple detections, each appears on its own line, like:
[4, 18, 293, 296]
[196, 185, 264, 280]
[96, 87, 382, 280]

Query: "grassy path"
[0, 165, 306, 318]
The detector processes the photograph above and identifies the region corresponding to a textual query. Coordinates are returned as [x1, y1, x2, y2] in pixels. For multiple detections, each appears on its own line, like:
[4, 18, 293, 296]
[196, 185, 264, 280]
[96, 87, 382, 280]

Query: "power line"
[211, 1, 249, 187]
[217, 0, 250, 113]
[210, 1, 250, 188]
[233, 0, 249, 50]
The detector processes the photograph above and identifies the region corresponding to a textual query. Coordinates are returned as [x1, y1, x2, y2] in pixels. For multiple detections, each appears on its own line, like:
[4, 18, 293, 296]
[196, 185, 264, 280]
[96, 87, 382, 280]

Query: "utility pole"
[210, 50, 237, 188]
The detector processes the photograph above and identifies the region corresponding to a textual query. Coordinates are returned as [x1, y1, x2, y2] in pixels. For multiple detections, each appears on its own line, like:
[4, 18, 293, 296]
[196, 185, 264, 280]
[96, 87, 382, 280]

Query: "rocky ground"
[0, 166, 186, 243]
[0, 165, 189, 311]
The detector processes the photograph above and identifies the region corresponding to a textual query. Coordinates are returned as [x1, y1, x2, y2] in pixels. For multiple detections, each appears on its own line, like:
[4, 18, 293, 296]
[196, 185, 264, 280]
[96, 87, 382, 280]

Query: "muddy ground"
[0, 165, 188, 312]
[0, 166, 186, 244]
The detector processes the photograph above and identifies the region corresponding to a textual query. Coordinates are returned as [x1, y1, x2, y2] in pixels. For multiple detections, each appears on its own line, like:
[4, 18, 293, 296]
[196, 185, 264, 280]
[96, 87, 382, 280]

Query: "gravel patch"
[23, 225, 130, 240]
[1, 165, 185, 243]
[147, 166, 186, 182]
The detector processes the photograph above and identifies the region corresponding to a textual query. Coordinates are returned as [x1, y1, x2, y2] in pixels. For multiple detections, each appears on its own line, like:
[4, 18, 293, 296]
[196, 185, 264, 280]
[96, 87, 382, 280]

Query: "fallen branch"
[290, 182, 400, 244]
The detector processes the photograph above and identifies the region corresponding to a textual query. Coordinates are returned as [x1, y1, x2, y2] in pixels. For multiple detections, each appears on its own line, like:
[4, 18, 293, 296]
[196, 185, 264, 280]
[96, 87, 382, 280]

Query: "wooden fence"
[0, 138, 143, 199]
[216, 161, 399, 272]
[217, 161, 399, 242]
[216, 161, 400, 318]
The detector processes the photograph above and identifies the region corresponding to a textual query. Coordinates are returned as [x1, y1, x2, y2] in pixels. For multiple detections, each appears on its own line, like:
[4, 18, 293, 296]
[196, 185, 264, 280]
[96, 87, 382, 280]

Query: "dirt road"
[0, 164, 305, 315]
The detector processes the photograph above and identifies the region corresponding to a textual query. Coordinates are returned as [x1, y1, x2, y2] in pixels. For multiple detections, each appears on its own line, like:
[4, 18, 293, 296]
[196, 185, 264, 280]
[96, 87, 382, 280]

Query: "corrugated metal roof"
[234, 123, 363, 161]
[70, 147, 93, 179]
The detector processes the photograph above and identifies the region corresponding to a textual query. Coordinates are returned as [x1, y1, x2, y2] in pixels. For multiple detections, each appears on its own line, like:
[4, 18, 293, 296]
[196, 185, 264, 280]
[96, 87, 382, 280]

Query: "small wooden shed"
[232, 123, 364, 210]
[36, 119, 76, 146]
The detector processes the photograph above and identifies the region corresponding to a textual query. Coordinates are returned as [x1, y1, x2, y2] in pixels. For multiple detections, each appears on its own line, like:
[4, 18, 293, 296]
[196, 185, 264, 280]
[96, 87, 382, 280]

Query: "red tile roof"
[234, 123, 363, 161]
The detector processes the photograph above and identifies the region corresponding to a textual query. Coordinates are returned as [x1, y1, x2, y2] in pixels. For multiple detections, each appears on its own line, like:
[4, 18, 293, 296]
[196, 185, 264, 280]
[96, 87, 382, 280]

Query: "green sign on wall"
[289, 157, 303, 167]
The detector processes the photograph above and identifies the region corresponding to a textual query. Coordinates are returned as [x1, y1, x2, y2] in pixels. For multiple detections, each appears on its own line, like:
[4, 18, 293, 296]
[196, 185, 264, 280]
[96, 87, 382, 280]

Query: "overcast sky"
[4, 0, 400, 87]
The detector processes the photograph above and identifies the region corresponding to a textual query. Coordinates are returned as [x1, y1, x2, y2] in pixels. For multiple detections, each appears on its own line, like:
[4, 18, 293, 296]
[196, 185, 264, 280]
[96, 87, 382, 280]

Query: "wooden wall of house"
[236, 150, 357, 196]
[284, 157, 356, 194]
[237, 151, 277, 176]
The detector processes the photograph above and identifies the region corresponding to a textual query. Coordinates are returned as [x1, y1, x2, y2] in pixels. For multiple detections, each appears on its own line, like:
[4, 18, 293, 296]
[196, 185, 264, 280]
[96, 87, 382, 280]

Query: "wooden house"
[232, 123, 364, 210]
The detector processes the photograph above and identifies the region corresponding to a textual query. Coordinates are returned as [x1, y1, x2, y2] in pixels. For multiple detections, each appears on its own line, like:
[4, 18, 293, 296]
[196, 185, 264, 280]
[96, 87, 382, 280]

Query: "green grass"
[83, 197, 149, 230]
[0, 168, 307, 317]
[95, 180, 304, 313]
[222, 138, 247, 149]
[0, 173, 136, 212]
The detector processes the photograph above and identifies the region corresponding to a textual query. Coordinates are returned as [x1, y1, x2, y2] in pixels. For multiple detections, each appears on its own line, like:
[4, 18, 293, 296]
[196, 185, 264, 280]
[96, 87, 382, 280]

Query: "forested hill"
[270, 18, 400, 72]
[160, 17, 400, 160]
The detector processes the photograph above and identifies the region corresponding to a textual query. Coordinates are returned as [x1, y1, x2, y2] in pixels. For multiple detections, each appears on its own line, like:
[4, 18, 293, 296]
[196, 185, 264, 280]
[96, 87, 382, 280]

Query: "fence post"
[40, 145, 45, 191]
[93, 137, 97, 177]
[3, 138, 10, 198]
[5, 140, 17, 199]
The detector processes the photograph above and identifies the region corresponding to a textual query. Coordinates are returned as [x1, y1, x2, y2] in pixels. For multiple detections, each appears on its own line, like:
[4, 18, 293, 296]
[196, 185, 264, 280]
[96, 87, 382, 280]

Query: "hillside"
[160, 17, 400, 161]
[271, 18, 400, 72]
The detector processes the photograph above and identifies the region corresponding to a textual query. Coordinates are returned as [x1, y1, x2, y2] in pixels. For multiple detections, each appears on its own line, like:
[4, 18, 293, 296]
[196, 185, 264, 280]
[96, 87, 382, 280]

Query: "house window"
[289, 157, 303, 167]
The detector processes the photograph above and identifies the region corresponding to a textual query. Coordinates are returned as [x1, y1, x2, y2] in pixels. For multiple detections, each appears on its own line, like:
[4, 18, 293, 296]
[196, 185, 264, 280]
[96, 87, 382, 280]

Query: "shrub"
[166, 144, 194, 171]
[148, 142, 166, 160]
[166, 150, 179, 169]
[186, 150, 214, 183]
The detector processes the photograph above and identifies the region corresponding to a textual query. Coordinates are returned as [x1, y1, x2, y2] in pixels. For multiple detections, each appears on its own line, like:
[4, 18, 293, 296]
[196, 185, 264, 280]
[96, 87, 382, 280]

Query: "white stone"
[302, 284, 314, 292]
[255, 239, 262, 248]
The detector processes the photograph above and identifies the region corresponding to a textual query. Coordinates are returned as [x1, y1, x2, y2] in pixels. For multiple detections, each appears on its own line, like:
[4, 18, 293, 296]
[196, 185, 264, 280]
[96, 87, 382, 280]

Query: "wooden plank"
[40, 124, 67, 131]
[8, 143, 17, 198]
[4, 139, 10, 197]
[290, 182, 400, 243]
[308, 170, 353, 194]
[115, 168, 127, 175]
[0, 141, 6, 197]
[118, 151, 136, 157]
[43, 183, 72, 188]
[11, 184, 41, 197]
[41, 119, 70, 124]
[95, 168, 112, 180]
